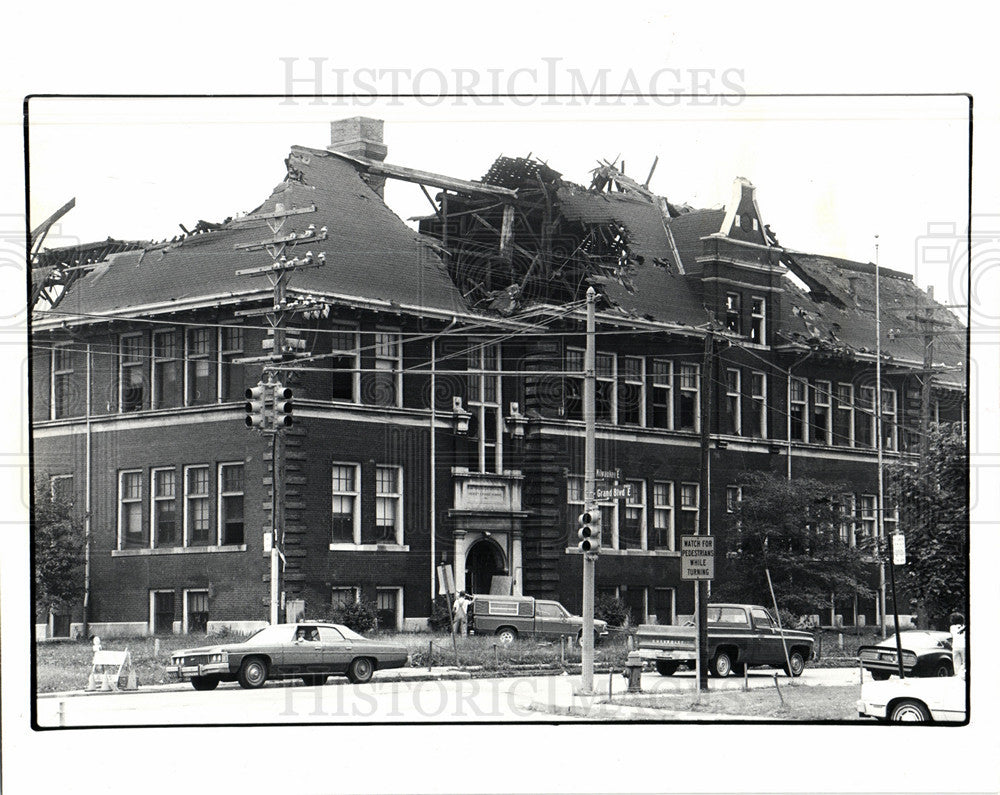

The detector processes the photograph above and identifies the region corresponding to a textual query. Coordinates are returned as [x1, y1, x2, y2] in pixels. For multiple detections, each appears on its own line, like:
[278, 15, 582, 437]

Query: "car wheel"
[655, 661, 679, 676]
[302, 675, 328, 686]
[784, 651, 805, 677]
[347, 657, 374, 684]
[710, 652, 732, 678]
[237, 657, 268, 689]
[496, 627, 517, 645]
[871, 670, 891, 681]
[933, 663, 952, 677]
[890, 699, 931, 722]
[191, 676, 219, 691]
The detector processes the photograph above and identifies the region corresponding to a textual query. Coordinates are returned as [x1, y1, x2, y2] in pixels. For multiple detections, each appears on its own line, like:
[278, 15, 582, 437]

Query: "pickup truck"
[470, 594, 608, 646]
[636, 603, 815, 677]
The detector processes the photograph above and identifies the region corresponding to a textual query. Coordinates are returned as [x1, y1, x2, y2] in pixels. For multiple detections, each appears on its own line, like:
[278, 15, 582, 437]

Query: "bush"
[428, 596, 453, 632]
[330, 599, 379, 633]
[595, 595, 631, 627]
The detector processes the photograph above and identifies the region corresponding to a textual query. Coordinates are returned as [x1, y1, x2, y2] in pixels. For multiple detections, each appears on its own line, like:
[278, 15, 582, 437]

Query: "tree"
[33, 476, 85, 617]
[887, 422, 968, 629]
[713, 473, 875, 617]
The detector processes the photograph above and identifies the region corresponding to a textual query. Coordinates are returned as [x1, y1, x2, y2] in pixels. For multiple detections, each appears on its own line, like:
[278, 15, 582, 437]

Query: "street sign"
[595, 482, 634, 501]
[681, 535, 715, 580]
[892, 532, 906, 566]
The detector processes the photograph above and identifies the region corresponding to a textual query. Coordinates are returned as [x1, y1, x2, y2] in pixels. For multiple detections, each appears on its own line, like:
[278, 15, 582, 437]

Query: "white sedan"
[857, 669, 967, 722]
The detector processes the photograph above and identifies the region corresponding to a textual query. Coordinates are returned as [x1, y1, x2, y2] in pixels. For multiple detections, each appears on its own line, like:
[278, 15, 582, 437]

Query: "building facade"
[31, 118, 966, 638]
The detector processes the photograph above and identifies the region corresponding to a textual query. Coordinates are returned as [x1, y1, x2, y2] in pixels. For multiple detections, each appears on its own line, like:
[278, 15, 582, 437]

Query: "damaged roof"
[39, 146, 468, 321]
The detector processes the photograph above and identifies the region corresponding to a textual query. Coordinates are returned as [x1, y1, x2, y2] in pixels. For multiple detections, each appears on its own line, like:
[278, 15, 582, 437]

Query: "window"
[838, 494, 855, 545]
[678, 483, 699, 535]
[564, 348, 583, 421]
[219, 463, 245, 545]
[678, 364, 700, 431]
[881, 388, 898, 451]
[330, 326, 359, 402]
[726, 485, 742, 512]
[370, 466, 402, 545]
[883, 501, 899, 538]
[219, 326, 244, 402]
[834, 383, 854, 446]
[120, 334, 145, 412]
[652, 588, 675, 625]
[595, 353, 615, 422]
[186, 328, 212, 405]
[331, 587, 360, 610]
[749, 371, 766, 438]
[619, 480, 645, 550]
[725, 368, 741, 435]
[652, 481, 674, 551]
[50, 474, 74, 505]
[618, 356, 644, 426]
[750, 296, 766, 344]
[566, 476, 584, 545]
[51, 343, 74, 419]
[152, 468, 178, 548]
[789, 378, 807, 442]
[331, 464, 360, 544]
[372, 331, 401, 407]
[184, 466, 211, 546]
[184, 589, 209, 634]
[858, 494, 876, 540]
[376, 587, 402, 631]
[811, 380, 832, 445]
[467, 342, 502, 472]
[725, 293, 742, 335]
[152, 330, 181, 409]
[650, 360, 672, 429]
[856, 386, 875, 448]
[119, 470, 144, 549]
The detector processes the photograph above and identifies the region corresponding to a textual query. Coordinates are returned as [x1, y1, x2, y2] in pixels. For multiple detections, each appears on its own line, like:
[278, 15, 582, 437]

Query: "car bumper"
[856, 698, 887, 719]
[637, 648, 694, 661]
[166, 662, 230, 680]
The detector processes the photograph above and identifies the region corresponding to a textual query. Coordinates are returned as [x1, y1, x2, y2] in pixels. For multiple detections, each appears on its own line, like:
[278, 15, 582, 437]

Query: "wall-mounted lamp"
[505, 401, 528, 438]
[452, 396, 472, 435]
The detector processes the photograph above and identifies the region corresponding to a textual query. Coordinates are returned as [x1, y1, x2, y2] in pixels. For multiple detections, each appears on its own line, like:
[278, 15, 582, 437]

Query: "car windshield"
[242, 625, 296, 645]
[332, 624, 368, 641]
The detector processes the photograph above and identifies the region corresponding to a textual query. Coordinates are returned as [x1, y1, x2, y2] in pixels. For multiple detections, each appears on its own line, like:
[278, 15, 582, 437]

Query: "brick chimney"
[329, 117, 387, 197]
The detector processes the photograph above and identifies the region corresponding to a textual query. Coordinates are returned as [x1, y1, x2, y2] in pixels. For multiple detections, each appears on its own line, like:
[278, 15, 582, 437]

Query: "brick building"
[31, 117, 966, 638]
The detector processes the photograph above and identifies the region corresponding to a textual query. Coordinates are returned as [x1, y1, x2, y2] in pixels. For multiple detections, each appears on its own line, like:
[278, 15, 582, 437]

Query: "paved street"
[37, 666, 861, 726]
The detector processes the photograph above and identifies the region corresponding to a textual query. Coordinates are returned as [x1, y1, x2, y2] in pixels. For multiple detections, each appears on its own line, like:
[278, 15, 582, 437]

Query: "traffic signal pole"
[581, 286, 597, 694]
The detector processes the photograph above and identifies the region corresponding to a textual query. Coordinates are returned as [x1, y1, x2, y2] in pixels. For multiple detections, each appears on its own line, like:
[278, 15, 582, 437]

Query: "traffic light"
[244, 383, 271, 430]
[578, 510, 601, 553]
[273, 383, 293, 428]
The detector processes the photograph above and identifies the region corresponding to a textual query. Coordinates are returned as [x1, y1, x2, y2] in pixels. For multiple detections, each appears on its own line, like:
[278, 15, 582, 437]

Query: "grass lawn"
[614, 684, 863, 720]
[34, 630, 633, 693]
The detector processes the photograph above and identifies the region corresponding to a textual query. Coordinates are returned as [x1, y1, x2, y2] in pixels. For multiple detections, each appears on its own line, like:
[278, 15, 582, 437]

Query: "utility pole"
[233, 203, 326, 625]
[580, 286, 598, 694]
[696, 330, 713, 691]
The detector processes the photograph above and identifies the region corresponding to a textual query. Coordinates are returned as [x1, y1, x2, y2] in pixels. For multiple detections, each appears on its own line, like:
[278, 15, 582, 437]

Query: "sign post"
[681, 535, 714, 690]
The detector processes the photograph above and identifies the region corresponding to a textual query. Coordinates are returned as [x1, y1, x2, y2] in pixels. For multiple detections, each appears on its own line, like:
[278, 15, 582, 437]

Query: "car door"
[535, 601, 571, 638]
[317, 625, 353, 674]
[282, 626, 321, 674]
[749, 608, 783, 665]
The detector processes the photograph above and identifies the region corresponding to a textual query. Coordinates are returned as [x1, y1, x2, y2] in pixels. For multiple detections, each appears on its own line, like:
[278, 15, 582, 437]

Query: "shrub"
[595, 595, 631, 627]
[331, 599, 379, 633]
[428, 596, 453, 632]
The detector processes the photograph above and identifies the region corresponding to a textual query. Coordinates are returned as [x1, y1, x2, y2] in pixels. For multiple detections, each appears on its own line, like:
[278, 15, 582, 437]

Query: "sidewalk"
[37, 665, 473, 699]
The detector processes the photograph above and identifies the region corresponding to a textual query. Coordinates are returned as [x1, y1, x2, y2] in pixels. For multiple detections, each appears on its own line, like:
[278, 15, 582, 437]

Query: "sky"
[27, 95, 970, 316]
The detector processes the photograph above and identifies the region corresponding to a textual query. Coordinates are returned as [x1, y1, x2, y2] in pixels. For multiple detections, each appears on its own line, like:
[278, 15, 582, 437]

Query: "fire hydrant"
[623, 651, 643, 693]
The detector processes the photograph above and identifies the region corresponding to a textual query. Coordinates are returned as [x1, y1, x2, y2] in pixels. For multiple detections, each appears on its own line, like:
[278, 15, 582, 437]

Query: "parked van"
[470, 595, 608, 645]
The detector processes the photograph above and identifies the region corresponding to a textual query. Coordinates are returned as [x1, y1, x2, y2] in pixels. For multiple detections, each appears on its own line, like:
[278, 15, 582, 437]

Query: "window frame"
[650, 359, 673, 430]
[217, 462, 245, 547]
[50, 474, 74, 505]
[152, 328, 182, 410]
[218, 325, 244, 403]
[619, 479, 646, 550]
[375, 586, 404, 632]
[372, 329, 402, 408]
[595, 352, 616, 424]
[881, 387, 898, 452]
[750, 296, 766, 344]
[789, 377, 808, 443]
[858, 494, 877, 541]
[564, 346, 584, 421]
[725, 292, 742, 335]
[749, 370, 767, 438]
[183, 464, 211, 547]
[331, 586, 361, 610]
[372, 465, 404, 546]
[618, 355, 645, 426]
[151, 466, 178, 549]
[834, 382, 855, 447]
[677, 363, 700, 432]
[466, 341, 503, 473]
[725, 368, 742, 435]
[117, 469, 144, 549]
[811, 380, 832, 446]
[857, 386, 876, 448]
[329, 324, 361, 404]
[330, 462, 362, 546]
[182, 588, 210, 634]
[651, 480, 675, 551]
[119, 332, 145, 413]
[185, 327, 213, 406]
[50, 342, 74, 420]
[678, 482, 700, 536]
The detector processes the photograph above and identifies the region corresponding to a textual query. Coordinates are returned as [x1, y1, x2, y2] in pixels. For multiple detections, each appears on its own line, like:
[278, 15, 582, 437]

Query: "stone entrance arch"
[464, 537, 507, 595]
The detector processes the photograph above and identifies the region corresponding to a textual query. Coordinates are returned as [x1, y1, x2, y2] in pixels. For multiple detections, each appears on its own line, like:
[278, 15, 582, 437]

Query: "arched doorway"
[465, 537, 506, 595]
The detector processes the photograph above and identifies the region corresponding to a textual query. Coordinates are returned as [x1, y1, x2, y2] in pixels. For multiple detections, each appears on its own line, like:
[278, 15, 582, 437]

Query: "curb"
[527, 700, 775, 721]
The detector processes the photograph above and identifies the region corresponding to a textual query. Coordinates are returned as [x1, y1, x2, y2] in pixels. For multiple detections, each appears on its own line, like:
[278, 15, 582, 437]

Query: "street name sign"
[681, 535, 715, 580]
[595, 482, 634, 501]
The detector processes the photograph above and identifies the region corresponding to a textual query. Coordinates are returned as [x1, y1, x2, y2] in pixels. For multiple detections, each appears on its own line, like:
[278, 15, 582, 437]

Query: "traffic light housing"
[244, 383, 271, 430]
[578, 510, 601, 553]
[273, 383, 293, 428]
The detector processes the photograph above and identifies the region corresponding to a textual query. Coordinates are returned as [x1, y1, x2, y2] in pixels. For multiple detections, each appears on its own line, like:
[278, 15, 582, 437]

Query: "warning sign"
[680, 535, 715, 580]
